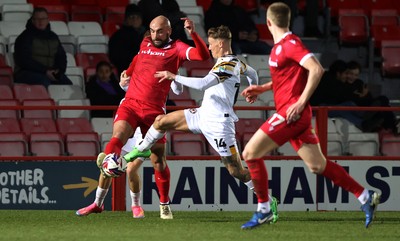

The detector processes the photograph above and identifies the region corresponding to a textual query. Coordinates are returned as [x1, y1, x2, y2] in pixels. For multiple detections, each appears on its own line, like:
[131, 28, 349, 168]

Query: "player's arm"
[241, 81, 273, 102]
[241, 61, 258, 86]
[170, 80, 183, 95]
[155, 71, 219, 91]
[286, 56, 324, 123]
[181, 18, 210, 61]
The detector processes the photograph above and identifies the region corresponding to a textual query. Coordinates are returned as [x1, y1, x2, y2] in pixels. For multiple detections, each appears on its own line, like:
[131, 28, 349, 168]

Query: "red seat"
[234, 0, 258, 12]
[190, 68, 210, 77]
[235, 118, 264, 140]
[0, 85, 14, 99]
[256, 24, 273, 46]
[371, 25, 400, 49]
[170, 132, 208, 155]
[13, 84, 51, 102]
[196, 0, 212, 12]
[27, 0, 62, 4]
[327, 0, 362, 18]
[0, 100, 20, 119]
[75, 53, 110, 72]
[22, 99, 55, 119]
[0, 132, 29, 156]
[362, 0, 393, 14]
[70, 5, 103, 23]
[20, 118, 58, 136]
[66, 132, 100, 156]
[30, 132, 65, 156]
[381, 40, 400, 77]
[104, 6, 125, 23]
[380, 133, 400, 156]
[0, 66, 14, 87]
[56, 117, 94, 137]
[371, 9, 399, 26]
[102, 20, 121, 37]
[38, 4, 70, 22]
[0, 118, 21, 132]
[338, 9, 369, 45]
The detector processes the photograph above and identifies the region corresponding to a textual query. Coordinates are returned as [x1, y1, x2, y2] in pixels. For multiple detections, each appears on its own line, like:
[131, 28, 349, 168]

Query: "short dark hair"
[347, 60, 361, 71]
[125, 4, 142, 19]
[329, 59, 347, 74]
[32, 7, 48, 16]
[96, 61, 112, 72]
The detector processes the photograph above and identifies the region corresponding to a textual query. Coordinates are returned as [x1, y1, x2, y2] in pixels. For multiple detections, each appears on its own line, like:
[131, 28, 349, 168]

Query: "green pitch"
[1, 210, 399, 241]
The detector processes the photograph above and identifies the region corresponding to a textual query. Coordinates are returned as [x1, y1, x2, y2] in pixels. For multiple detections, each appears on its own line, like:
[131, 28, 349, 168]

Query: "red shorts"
[114, 98, 166, 143]
[260, 106, 319, 152]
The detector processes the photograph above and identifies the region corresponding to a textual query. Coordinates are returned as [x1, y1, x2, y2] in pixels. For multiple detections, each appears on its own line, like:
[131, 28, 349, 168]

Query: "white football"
[102, 153, 127, 177]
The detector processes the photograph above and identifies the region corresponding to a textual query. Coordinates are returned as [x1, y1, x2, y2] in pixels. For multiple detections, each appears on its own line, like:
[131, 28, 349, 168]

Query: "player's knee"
[154, 114, 167, 129]
[307, 164, 324, 174]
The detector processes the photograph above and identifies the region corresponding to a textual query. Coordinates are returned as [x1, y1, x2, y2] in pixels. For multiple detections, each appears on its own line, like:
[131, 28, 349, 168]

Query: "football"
[101, 153, 127, 177]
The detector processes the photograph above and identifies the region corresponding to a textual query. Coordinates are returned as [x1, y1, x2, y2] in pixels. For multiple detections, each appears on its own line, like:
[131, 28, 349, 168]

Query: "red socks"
[155, 164, 171, 203]
[104, 137, 123, 156]
[245, 158, 269, 203]
[322, 160, 364, 198]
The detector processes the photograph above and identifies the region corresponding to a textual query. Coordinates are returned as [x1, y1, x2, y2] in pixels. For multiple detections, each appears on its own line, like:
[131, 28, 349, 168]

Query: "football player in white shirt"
[123, 25, 279, 222]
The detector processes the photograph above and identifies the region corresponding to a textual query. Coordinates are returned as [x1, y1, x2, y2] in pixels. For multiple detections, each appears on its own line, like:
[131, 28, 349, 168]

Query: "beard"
[151, 35, 170, 48]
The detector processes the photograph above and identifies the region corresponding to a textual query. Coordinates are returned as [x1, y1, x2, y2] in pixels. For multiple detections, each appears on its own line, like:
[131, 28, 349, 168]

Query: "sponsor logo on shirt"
[141, 48, 166, 56]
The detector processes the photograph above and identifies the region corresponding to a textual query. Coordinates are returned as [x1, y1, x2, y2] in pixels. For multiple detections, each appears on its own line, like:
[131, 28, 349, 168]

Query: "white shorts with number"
[184, 108, 239, 157]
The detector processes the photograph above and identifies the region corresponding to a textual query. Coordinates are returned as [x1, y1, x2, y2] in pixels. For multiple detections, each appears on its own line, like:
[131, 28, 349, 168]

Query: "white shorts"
[184, 108, 239, 157]
[121, 127, 143, 155]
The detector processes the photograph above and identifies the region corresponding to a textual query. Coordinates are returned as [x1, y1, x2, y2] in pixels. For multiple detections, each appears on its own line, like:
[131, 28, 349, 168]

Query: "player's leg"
[298, 143, 381, 228]
[124, 110, 188, 162]
[77, 120, 134, 216]
[241, 129, 279, 229]
[150, 142, 173, 219]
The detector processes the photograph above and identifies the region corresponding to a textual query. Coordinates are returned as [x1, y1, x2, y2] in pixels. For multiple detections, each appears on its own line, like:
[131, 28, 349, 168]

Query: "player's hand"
[241, 85, 265, 98]
[245, 95, 257, 104]
[181, 17, 195, 34]
[155, 71, 176, 83]
[286, 101, 304, 124]
[120, 70, 130, 87]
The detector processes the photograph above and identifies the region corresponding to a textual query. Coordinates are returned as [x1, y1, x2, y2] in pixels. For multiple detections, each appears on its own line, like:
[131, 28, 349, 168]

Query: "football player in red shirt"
[76, 15, 210, 219]
[240, 2, 380, 229]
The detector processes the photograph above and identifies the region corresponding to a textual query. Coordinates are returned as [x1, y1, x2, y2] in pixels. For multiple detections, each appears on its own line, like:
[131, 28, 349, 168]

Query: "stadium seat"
[58, 34, 77, 55]
[190, 68, 210, 77]
[48, 85, 86, 102]
[65, 66, 85, 92]
[20, 118, 58, 136]
[56, 117, 94, 137]
[176, 0, 197, 7]
[70, 5, 103, 23]
[348, 132, 380, 156]
[90, 117, 114, 135]
[196, 0, 212, 12]
[362, 0, 393, 14]
[234, 0, 258, 12]
[371, 9, 399, 26]
[0, 66, 14, 87]
[170, 132, 208, 155]
[246, 54, 270, 72]
[0, 3, 33, 22]
[277, 142, 297, 156]
[66, 52, 76, 67]
[256, 24, 273, 46]
[327, 0, 362, 18]
[182, 58, 214, 77]
[49, 20, 70, 36]
[172, 99, 197, 107]
[39, 4, 70, 22]
[338, 9, 369, 45]
[381, 40, 400, 77]
[13, 84, 51, 102]
[22, 99, 55, 119]
[380, 133, 400, 156]
[77, 35, 109, 53]
[235, 100, 267, 119]
[0, 21, 26, 39]
[102, 21, 121, 37]
[68, 21, 103, 37]
[30, 132, 64, 156]
[235, 118, 264, 137]
[0, 118, 21, 132]
[0, 84, 13, 99]
[371, 25, 400, 49]
[57, 99, 91, 119]
[0, 132, 29, 156]
[66, 132, 100, 156]
[75, 52, 110, 72]
[104, 6, 125, 23]
[0, 100, 20, 118]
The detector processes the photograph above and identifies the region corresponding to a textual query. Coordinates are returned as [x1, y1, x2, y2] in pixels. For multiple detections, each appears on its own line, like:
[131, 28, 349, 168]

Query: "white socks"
[137, 125, 164, 152]
[257, 201, 271, 214]
[94, 187, 109, 207]
[358, 189, 370, 205]
[130, 190, 141, 207]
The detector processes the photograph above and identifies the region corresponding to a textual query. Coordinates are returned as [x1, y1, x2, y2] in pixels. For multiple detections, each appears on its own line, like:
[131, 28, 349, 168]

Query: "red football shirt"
[269, 32, 314, 112]
[125, 36, 191, 107]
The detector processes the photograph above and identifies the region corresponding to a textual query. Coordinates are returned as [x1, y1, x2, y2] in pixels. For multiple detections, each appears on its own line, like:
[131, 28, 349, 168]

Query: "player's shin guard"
[104, 137, 123, 156]
[245, 158, 269, 203]
[155, 164, 171, 204]
[322, 160, 364, 198]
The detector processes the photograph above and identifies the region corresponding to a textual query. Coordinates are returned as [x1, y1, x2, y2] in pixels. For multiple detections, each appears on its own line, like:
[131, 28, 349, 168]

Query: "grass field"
[1, 210, 399, 241]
